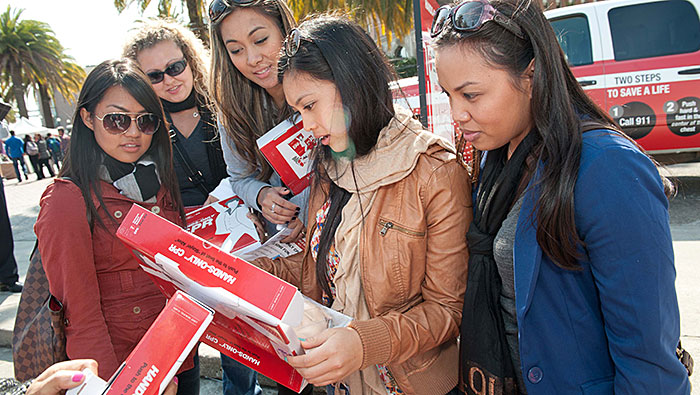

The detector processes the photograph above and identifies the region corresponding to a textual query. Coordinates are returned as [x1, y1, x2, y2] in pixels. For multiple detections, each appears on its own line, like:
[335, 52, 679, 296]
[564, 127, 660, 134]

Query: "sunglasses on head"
[95, 113, 160, 135]
[208, 0, 257, 24]
[283, 28, 313, 58]
[430, 0, 524, 39]
[146, 59, 187, 84]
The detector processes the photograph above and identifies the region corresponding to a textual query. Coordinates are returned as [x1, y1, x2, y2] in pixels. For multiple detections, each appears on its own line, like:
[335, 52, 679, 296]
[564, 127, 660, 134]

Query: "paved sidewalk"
[0, 176, 283, 393]
[1, 161, 699, 392]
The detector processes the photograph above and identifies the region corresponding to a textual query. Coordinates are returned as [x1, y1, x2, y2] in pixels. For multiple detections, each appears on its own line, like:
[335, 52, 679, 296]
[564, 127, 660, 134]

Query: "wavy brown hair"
[122, 18, 214, 113]
[209, 0, 296, 181]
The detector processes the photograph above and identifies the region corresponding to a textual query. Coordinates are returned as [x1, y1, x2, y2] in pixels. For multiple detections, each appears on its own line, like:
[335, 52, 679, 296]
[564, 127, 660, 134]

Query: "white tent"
[5, 117, 56, 139]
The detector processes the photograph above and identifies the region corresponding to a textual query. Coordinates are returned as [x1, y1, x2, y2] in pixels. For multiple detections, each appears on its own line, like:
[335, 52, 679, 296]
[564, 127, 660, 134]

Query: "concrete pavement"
[0, 161, 699, 392]
[0, 176, 279, 393]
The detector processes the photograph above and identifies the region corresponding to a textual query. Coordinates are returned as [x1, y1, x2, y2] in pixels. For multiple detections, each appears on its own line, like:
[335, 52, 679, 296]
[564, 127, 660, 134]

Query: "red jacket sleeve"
[35, 180, 121, 378]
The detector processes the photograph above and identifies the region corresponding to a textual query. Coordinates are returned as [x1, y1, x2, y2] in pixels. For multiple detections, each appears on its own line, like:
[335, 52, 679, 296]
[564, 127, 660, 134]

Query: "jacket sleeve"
[35, 181, 121, 379]
[253, 251, 306, 289]
[350, 159, 472, 367]
[575, 137, 689, 394]
[219, 122, 270, 210]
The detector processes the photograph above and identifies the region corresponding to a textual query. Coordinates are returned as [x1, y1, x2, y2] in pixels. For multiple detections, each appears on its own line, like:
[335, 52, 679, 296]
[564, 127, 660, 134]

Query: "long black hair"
[277, 15, 396, 302]
[59, 59, 185, 228]
[434, 0, 648, 270]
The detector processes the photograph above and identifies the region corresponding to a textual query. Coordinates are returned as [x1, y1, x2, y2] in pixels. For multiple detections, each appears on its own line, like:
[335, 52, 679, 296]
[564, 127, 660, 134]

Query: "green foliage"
[287, 0, 414, 46]
[0, 6, 85, 120]
[390, 56, 417, 78]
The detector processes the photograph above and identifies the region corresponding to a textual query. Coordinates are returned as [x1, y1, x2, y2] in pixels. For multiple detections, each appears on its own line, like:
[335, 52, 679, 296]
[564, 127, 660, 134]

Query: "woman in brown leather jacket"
[253, 15, 471, 394]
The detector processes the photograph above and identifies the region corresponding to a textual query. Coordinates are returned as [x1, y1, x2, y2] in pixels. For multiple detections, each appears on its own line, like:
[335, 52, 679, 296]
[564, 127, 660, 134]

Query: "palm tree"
[287, 0, 414, 47]
[0, 6, 85, 127]
[34, 56, 85, 128]
[0, 6, 61, 118]
[114, 0, 208, 43]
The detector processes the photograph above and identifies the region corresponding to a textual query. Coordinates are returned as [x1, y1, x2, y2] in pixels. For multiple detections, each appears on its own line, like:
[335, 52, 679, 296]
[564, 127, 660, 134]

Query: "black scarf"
[460, 131, 539, 395]
[161, 89, 197, 113]
[161, 92, 228, 186]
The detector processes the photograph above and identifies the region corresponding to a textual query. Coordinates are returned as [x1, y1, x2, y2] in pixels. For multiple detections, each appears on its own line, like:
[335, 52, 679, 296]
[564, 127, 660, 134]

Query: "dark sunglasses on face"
[208, 0, 256, 24]
[94, 113, 161, 135]
[146, 59, 187, 84]
[430, 0, 525, 39]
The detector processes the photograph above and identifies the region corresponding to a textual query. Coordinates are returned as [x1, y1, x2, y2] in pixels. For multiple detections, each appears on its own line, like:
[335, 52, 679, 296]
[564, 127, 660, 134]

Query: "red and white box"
[68, 291, 214, 395]
[185, 195, 260, 253]
[185, 196, 305, 260]
[117, 204, 309, 392]
[256, 117, 316, 196]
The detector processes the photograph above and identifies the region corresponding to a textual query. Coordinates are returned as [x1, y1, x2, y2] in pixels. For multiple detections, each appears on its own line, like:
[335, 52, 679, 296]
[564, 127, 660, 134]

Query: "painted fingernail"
[72, 373, 84, 382]
[284, 356, 288, 362]
[173, 377, 179, 385]
[291, 215, 297, 221]
[295, 207, 301, 212]
[298, 338, 306, 341]
[285, 221, 290, 225]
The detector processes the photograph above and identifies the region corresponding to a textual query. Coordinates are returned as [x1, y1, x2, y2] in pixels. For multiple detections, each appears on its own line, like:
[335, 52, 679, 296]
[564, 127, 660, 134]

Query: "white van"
[545, 0, 700, 157]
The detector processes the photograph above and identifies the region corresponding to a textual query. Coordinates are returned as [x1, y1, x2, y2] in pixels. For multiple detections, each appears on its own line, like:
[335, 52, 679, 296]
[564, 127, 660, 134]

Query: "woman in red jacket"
[34, 59, 196, 393]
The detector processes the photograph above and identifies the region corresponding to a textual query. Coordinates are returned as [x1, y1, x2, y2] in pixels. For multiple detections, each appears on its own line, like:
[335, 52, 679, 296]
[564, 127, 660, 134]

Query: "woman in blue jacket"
[432, 0, 690, 393]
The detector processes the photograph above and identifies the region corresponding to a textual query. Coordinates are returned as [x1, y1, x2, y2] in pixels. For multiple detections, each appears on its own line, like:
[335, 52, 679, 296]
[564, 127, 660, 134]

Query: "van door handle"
[678, 67, 700, 75]
[578, 80, 597, 86]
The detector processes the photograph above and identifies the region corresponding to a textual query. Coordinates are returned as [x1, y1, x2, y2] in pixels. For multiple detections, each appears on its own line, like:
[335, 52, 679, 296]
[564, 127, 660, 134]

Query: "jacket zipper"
[378, 219, 425, 237]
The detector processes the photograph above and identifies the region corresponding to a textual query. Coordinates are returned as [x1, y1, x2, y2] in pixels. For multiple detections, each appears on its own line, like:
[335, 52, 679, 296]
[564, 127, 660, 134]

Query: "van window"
[609, 1, 700, 61]
[550, 14, 593, 66]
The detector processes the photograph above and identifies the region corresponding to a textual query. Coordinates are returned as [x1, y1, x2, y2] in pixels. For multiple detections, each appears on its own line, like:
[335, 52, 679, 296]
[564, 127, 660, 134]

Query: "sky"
[2, 0, 169, 67]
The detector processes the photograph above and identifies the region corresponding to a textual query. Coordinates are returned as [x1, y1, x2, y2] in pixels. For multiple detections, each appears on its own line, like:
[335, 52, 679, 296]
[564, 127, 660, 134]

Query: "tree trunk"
[9, 64, 28, 119]
[185, 0, 209, 45]
[38, 83, 55, 128]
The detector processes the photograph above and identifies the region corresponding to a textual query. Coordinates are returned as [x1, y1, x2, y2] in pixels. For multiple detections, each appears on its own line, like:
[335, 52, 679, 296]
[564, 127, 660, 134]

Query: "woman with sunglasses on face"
[123, 19, 228, 209]
[252, 15, 471, 394]
[208, 0, 307, 243]
[432, 0, 691, 393]
[34, 59, 196, 393]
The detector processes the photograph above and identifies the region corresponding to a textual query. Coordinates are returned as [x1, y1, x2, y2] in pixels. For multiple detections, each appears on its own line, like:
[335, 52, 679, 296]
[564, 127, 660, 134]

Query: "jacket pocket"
[377, 218, 426, 238]
[580, 376, 614, 394]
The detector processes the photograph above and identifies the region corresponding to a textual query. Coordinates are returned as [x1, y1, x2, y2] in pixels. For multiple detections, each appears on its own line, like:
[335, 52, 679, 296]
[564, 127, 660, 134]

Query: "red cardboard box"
[117, 204, 308, 392]
[184, 195, 304, 261]
[256, 117, 316, 196]
[68, 291, 214, 395]
[185, 195, 259, 253]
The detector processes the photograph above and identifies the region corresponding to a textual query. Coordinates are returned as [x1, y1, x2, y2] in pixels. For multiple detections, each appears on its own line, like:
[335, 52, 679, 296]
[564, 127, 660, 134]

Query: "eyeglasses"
[430, 0, 524, 39]
[283, 29, 313, 58]
[94, 113, 161, 135]
[208, 0, 256, 24]
[146, 59, 187, 84]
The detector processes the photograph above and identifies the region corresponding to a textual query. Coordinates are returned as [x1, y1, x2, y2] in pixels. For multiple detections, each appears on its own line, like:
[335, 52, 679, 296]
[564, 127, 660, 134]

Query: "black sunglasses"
[430, 0, 524, 39]
[94, 113, 161, 135]
[209, 0, 256, 24]
[146, 59, 187, 84]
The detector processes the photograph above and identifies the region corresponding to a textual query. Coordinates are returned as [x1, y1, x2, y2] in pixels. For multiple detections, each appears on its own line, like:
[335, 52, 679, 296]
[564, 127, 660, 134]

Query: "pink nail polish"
[72, 373, 84, 382]
[173, 377, 179, 385]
